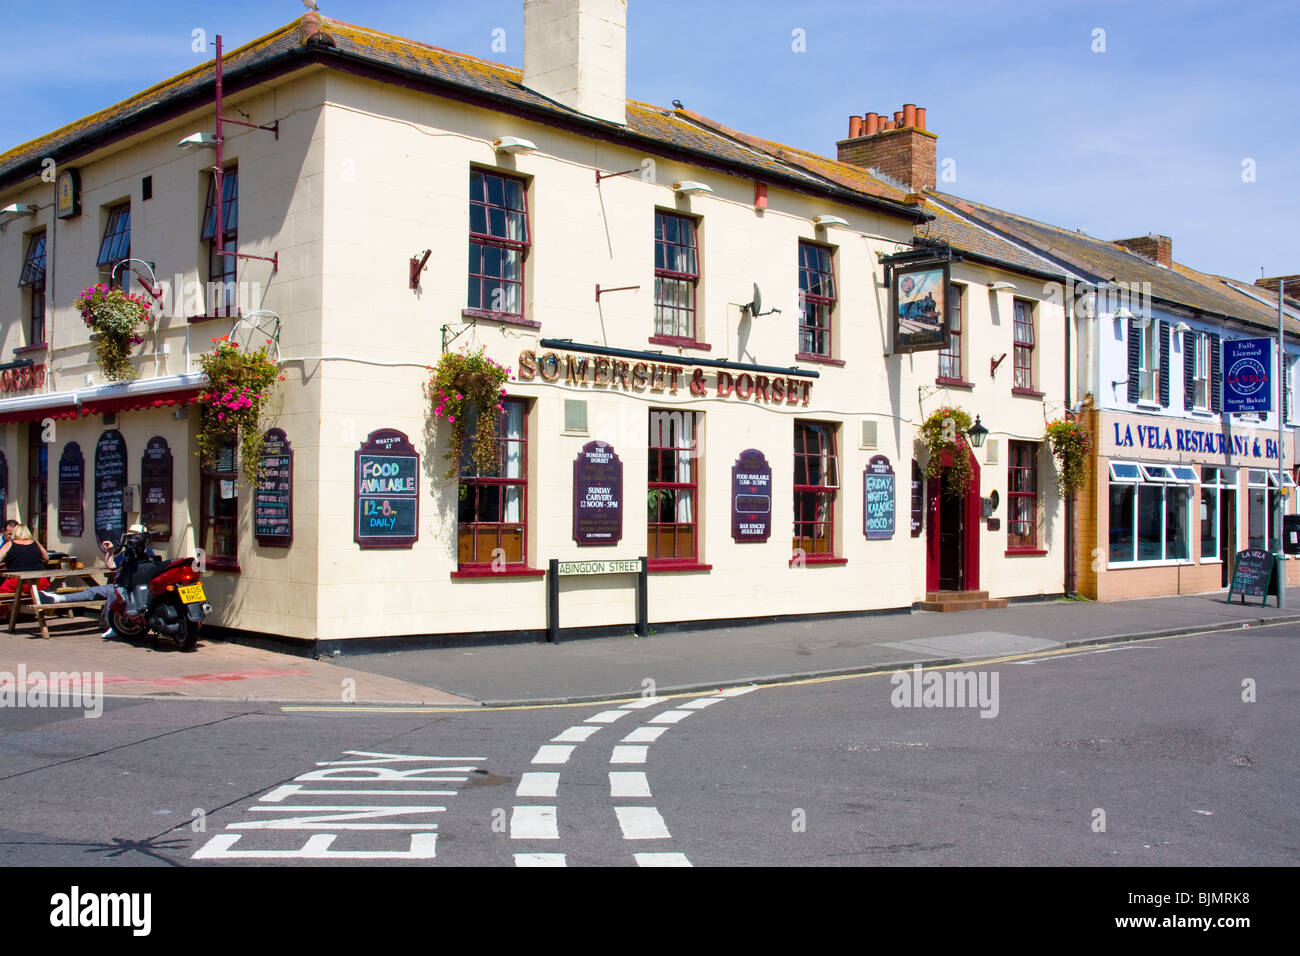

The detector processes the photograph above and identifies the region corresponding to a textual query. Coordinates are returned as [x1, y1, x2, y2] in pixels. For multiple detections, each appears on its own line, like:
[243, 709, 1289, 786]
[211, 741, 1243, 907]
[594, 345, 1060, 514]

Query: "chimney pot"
[894, 111, 904, 125]
[849, 115, 864, 138]
[837, 103, 937, 191]
[916, 107, 926, 130]
[864, 112, 879, 135]
[903, 104, 917, 127]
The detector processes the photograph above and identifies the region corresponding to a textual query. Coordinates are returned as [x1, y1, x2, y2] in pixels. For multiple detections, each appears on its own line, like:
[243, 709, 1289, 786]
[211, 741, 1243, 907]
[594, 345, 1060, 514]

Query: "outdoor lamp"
[967, 416, 989, 448]
[177, 132, 218, 150]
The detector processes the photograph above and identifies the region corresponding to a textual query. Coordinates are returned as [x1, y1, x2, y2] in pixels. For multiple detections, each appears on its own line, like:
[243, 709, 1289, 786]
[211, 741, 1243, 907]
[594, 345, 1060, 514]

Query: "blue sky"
[2, 0, 1296, 282]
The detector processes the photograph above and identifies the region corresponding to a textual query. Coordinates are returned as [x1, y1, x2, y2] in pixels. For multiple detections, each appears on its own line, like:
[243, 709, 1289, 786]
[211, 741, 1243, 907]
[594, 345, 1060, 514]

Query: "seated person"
[1, 519, 17, 548]
[39, 524, 158, 639]
[0, 524, 50, 595]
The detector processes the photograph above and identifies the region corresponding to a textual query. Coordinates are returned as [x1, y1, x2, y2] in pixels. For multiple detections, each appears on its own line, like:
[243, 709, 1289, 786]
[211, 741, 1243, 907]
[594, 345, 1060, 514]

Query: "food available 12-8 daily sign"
[355, 428, 419, 549]
[1223, 338, 1272, 413]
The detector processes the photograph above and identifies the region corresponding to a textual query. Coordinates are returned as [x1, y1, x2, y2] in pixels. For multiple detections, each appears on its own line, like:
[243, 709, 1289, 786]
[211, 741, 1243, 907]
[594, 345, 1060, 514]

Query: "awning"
[0, 373, 206, 425]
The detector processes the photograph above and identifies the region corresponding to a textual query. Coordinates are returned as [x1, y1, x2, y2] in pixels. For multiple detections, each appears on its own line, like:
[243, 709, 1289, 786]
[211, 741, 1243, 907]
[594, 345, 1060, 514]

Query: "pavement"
[1, 587, 1297, 708]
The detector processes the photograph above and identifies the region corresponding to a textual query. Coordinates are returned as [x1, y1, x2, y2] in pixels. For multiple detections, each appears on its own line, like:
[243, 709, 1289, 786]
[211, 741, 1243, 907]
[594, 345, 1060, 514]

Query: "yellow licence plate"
[177, 583, 206, 603]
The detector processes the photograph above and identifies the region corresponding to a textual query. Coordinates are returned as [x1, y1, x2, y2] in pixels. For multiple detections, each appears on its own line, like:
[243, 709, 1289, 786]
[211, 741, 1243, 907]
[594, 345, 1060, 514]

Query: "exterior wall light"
[813, 215, 849, 228]
[987, 281, 1016, 291]
[673, 181, 712, 195]
[966, 416, 989, 448]
[177, 132, 218, 150]
[494, 136, 537, 154]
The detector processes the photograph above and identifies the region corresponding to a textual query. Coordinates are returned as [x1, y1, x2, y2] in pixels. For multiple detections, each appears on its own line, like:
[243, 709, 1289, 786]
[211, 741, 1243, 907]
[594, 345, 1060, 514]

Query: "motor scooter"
[106, 530, 211, 650]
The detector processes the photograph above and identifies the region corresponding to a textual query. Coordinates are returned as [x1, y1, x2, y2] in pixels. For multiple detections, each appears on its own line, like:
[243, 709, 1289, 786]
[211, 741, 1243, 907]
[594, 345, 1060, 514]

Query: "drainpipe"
[1064, 280, 1076, 596]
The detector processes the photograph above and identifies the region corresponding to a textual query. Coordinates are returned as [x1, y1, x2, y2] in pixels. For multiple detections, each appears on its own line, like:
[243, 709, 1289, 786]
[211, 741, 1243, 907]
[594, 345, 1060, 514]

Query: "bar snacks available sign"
[863, 455, 895, 540]
[355, 429, 419, 549]
[731, 449, 772, 543]
[574, 441, 623, 546]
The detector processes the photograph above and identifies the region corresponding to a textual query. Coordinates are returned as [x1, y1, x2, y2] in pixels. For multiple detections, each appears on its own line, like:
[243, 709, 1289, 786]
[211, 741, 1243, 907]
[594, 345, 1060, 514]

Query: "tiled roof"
[914, 200, 1067, 280]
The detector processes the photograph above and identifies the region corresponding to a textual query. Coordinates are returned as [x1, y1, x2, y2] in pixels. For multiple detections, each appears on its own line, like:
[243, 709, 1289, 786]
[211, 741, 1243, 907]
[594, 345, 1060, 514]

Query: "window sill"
[1134, 401, 1162, 411]
[1005, 548, 1048, 556]
[187, 311, 241, 324]
[935, 376, 974, 389]
[451, 566, 546, 579]
[648, 334, 712, 351]
[13, 343, 48, 356]
[1011, 387, 1045, 398]
[795, 352, 846, 367]
[1200, 558, 1222, 564]
[789, 555, 847, 567]
[205, 557, 241, 573]
[648, 561, 712, 573]
[1107, 559, 1196, 569]
[463, 308, 540, 330]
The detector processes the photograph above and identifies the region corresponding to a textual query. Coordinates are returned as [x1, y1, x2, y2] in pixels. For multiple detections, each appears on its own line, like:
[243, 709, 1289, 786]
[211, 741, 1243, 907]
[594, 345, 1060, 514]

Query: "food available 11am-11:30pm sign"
[354, 428, 419, 549]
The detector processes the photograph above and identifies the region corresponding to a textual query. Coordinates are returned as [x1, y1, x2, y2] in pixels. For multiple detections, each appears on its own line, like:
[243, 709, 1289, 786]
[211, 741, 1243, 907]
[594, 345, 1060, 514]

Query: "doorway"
[1220, 489, 1236, 587]
[926, 447, 981, 593]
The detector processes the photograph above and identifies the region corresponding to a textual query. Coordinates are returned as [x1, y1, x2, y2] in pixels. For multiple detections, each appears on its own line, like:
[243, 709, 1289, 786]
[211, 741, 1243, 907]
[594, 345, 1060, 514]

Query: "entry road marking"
[516, 772, 560, 798]
[609, 772, 652, 798]
[510, 806, 559, 840]
[610, 746, 648, 764]
[615, 806, 671, 840]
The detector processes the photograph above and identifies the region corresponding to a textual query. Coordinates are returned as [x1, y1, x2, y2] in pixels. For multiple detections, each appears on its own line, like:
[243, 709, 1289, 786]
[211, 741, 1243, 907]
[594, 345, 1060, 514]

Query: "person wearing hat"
[39, 523, 158, 639]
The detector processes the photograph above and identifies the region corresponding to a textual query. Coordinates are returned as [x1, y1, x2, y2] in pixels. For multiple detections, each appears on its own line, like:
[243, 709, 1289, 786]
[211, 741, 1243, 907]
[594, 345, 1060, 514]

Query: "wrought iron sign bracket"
[595, 167, 642, 185]
[441, 316, 476, 354]
[595, 284, 640, 301]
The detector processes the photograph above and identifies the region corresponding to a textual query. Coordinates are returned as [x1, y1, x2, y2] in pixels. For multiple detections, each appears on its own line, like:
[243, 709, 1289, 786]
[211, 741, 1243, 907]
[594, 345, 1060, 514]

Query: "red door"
[925, 448, 981, 593]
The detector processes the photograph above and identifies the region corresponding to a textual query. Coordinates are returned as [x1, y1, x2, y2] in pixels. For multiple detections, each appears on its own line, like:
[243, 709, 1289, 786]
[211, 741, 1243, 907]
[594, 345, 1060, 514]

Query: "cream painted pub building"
[0, 3, 1070, 649]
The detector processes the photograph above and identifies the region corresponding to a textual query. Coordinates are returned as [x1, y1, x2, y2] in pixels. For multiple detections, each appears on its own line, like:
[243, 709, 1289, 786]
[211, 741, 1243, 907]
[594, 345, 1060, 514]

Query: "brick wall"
[836, 128, 937, 191]
[1116, 234, 1172, 267]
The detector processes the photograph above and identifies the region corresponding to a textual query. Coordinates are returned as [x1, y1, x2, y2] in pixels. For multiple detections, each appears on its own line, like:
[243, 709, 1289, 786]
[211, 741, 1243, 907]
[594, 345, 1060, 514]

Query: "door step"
[917, 590, 1009, 612]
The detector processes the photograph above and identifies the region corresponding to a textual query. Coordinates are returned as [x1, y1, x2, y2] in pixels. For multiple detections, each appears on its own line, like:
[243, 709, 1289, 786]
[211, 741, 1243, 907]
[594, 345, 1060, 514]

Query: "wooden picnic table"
[5, 567, 109, 636]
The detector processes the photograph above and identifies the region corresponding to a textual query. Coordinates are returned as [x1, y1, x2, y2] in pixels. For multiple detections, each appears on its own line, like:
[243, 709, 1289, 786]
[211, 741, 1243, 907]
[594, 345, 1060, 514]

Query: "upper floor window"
[18, 231, 46, 344]
[1012, 299, 1035, 390]
[938, 283, 963, 381]
[1185, 330, 1210, 411]
[201, 168, 239, 315]
[797, 241, 836, 358]
[1138, 321, 1159, 403]
[652, 211, 699, 343]
[97, 204, 131, 288]
[468, 169, 529, 318]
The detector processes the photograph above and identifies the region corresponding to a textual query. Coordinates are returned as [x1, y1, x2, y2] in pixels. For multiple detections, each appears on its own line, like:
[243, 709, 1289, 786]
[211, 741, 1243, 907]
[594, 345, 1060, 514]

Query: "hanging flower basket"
[426, 346, 512, 479]
[196, 336, 283, 485]
[74, 284, 153, 381]
[1045, 418, 1093, 499]
[918, 406, 975, 497]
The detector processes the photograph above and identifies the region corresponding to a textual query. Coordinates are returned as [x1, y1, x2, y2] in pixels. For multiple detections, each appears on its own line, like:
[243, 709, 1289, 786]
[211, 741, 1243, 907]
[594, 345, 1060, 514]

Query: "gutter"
[0, 372, 206, 417]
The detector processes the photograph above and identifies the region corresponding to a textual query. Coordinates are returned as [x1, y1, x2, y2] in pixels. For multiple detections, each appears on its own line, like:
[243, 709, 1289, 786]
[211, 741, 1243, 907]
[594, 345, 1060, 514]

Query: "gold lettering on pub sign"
[517, 350, 811, 406]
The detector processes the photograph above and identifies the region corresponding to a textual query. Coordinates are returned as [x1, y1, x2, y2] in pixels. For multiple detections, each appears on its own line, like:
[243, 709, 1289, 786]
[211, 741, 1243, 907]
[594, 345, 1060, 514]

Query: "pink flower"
[448, 416, 455, 423]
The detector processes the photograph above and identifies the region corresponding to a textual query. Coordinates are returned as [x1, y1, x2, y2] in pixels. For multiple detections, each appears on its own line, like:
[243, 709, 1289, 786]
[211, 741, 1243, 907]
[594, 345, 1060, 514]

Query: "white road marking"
[233, 806, 446, 830]
[610, 745, 649, 764]
[510, 806, 558, 840]
[514, 853, 567, 867]
[609, 772, 652, 798]
[635, 852, 692, 867]
[679, 698, 722, 709]
[586, 710, 631, 724]
[260, 785, 457, 802]
[648, 710, 693, 724]
[614, 806, 671, 840]
[716, 686, 757, 697]
[531, 745, 576, 765]
[552, 725, 601, 743]
[621, 725, 669, 743]
[621, 697, 667, 709]
[516, 772, 560, 798]
[316, 752, 486, 765]
[195, 833, 439, 860]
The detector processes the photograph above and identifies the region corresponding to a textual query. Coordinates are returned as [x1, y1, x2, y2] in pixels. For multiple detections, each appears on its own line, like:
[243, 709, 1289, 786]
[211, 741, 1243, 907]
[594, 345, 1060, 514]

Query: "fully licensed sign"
[1223, 338, 1271, 413]
[354, 429, 419, 549]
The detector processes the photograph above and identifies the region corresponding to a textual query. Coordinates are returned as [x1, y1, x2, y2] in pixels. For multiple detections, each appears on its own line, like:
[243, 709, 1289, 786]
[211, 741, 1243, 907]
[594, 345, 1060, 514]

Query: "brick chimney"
[523, 0, 627, 126]
[1116, 234, 1172, 267]
[836, 105, 936, 192]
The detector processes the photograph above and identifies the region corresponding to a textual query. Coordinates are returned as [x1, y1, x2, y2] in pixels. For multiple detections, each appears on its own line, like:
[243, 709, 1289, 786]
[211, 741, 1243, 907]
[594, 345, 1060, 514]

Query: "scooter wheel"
[109, 608, 147, 640]
[175, 619, 200, 651]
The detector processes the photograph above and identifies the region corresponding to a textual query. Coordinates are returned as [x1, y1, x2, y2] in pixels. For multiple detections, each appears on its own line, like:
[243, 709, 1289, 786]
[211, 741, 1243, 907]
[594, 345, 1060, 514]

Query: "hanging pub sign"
[255, 428, 293, 547]
[58, 443, 84, 538]
[355, 429, 419, 549]
[891, 259, 950, 354]
[94, 430, 127, 545]
[1223, 338, 1272, 413]
[573, 441, 623, 546]
[910, 460, 924, 537]
[863, 455, 895, 540]
[56, 167, 81, 219]
[731, 449, 773, 543]
[140, 436, 173, 542]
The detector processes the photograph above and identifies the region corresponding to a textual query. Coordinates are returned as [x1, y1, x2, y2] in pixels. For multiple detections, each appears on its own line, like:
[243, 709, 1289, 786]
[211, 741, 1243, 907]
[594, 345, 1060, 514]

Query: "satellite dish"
[744, 283, 781, 318]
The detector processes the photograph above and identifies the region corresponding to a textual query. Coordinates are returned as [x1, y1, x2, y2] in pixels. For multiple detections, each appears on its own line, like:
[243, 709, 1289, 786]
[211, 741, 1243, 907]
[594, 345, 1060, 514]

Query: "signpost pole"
[635, 556, 648, 637]
[547, 559, 559, 644]
[1279, 279, 1287, 609]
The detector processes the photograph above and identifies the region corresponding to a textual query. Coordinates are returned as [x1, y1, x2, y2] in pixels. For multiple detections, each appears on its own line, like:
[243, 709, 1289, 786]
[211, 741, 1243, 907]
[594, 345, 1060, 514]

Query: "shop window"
[1199, 466, 1236, 560]
[938, 283, 963, 382]
[200, 438, 239, 570]
[27, 422, 47, 547]
[1012, 299, 1035, 390]
[797, 241, 836, 359]
[1247, 469, 1282, 553]
[1108, 460, 1195, 565]
[97, 204, 131, 288]
[467, 169, 529, 318]
[457, 399, 527, 567]
[793, 420, 838, 558]
[200, 168, 239, 315]
[652, 211, 700, 344]
[647, 409, 698, 566]
[1007, 441, 1038, 551]
[18, 231, 46, 344]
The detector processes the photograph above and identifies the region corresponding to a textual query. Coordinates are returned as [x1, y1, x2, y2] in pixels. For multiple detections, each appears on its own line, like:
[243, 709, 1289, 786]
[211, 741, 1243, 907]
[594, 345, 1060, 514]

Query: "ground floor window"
[1246, 469, 1295, 552]
[648, 409, 698, 565]
[1200, 466, 1236, 559]
[1007, 440, 1039, 550]
[1108, 461, 1195, 564]
[200, 438, 238, 568]
[457, 399, 527, 567]
[793, 420, 838, 558]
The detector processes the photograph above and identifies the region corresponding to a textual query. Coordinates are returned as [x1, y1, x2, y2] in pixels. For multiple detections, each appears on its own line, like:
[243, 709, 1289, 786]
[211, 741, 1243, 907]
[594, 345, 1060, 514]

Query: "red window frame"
[199, 436, 239, 570]
[938, 283, 963, 381]
[798, 241, 836, 358]
[457, 398, 528, 569]
[97, 204, 131, 287]
[468, 169, 529, 319]
[652, 211, 700, 345]
[1007, 440, 1038, 551]
[1013, 299, 1035, 390]
[19, 232, 46, 344]
[201, 169, 239, 316]
[648, 409, 699, 567]
[793, 420, 839, 558]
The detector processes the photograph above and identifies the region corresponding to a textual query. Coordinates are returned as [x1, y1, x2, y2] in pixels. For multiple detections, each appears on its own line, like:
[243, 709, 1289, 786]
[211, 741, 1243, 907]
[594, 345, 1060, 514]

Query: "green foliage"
[426, 347, 512, 479]
[919, 405, 975, 497]
[197, 335, 282, 485]
[1045, 418, 1093, 499]
[74, 283, 153, 381]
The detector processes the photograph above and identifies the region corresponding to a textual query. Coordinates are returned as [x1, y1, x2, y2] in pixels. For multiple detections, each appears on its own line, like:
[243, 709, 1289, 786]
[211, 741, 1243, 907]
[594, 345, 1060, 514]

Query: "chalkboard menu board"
[864, 455, 895, 540]
[1227, 548, 1279, 606]
[58, 443, 84, 538]
[0, 450, 7, 520]
[355, 428, 419, 549]
[731, 449, 772, 543]
[910, 460, 924, 537]
[140, 436, 172, 542]
[574, 441, 623, 546]
[255, 428, 293, 546]
[94, 430, 127, 545]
